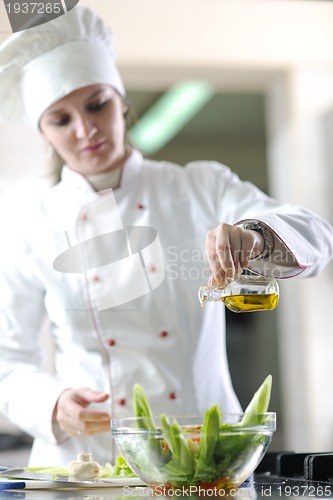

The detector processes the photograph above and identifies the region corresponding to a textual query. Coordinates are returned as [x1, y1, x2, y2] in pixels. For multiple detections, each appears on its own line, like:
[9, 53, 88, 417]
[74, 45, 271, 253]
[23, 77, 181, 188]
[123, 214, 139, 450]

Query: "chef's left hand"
[206, 223, 264, 286]
[54, 388, 111, 438]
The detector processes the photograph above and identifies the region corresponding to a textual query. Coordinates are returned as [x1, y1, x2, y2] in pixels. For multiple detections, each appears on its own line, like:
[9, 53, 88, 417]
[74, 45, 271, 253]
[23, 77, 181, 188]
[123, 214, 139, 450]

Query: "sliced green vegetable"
[239, 374, 272, 427]
[133, 384, 156, 431]
[133, 384, 165, 465]
[27, 466, 69, 477]
[160, 414, 194, 481]
[102, 453, 136, 478]
[213, 375, 273, 477]
[197, 405, 221, 464]
[193, 405, 221, 481]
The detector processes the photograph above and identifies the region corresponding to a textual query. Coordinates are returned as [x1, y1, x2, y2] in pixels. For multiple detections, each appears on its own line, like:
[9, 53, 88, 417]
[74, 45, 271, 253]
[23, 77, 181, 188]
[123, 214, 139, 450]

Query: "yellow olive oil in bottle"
[221, 293, 279, 312]
[198, 275, 279, 313]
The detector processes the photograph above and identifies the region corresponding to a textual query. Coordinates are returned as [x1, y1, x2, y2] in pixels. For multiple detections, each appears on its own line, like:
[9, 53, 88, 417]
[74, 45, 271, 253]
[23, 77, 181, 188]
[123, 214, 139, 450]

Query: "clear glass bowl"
[111, 413, 276, 493]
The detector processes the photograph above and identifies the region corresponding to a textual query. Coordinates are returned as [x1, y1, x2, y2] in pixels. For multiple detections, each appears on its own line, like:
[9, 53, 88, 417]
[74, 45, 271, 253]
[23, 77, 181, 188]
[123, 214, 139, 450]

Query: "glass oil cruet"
[198, 271, 279, 313]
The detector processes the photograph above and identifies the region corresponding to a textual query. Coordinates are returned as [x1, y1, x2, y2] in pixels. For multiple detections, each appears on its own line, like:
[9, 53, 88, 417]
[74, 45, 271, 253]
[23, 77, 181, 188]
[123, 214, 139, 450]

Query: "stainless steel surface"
[1, 451, 332, 498]
[0, 476, 332, 499]
[0, 468, 145, 488]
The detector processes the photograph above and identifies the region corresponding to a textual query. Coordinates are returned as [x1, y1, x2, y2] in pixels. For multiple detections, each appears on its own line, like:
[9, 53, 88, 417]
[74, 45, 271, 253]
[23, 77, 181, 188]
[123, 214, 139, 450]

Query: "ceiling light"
[130, 81, 214, 154]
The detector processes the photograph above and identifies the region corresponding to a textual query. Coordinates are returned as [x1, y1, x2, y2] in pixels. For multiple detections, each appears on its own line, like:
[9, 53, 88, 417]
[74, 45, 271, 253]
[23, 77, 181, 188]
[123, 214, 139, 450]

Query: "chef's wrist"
[238, 221, 275, 259]
[52, 418, 70, 444]
[52, 389, 71, 444]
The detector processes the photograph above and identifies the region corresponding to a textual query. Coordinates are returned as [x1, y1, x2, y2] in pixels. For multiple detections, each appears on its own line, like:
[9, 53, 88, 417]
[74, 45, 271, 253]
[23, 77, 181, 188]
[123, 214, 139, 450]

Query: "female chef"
[0, 6, 333, 466]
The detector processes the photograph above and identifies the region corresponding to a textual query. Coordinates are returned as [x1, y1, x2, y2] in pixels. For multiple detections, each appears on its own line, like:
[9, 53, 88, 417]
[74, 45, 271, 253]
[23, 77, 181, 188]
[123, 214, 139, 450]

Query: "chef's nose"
[75, 114, 98, 140]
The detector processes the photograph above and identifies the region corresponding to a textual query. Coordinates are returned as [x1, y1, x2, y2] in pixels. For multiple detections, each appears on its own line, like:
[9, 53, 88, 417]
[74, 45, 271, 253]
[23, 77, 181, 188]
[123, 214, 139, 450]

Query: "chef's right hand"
[206, 223, 264, 286]
[54, 388, 111, 437]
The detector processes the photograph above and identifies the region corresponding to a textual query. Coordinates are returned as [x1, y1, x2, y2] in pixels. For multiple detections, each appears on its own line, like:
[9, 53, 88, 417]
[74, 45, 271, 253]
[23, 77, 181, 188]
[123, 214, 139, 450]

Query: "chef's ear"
[123, 98, 138, 133]
[44, 144, 64, 185]
[122, 97, 129, 119]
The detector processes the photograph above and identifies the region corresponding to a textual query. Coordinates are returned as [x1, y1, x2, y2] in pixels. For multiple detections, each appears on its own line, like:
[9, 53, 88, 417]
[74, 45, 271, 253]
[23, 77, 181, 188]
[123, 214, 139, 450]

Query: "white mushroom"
[67, 453, 101, 480]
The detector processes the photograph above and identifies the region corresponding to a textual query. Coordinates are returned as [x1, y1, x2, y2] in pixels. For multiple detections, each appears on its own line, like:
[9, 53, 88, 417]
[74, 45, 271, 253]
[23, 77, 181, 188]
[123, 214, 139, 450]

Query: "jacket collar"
[60, 148, 143, 194]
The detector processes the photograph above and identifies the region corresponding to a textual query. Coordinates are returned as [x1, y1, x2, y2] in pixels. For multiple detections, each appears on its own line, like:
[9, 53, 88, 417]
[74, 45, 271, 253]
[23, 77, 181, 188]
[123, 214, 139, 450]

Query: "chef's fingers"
[76, 416, 111, 436]
[206, 225, 232, 285]
[206, 224, 265, 285]
[57, 388, 109, 415]
[55, 388, 111, 437]
[238, 228, 265, 268]
[65, 418, 111, 437]
[77, 409, 111, 424]
[59, 411, 111, 437]
[228, 228, 244, 277]
[236, 227, 256, 270]
[63, 391, 110, 420]
[219, 224, 263, 276]
[208, 274, 219, 287]
[68, 406, 111, 436]
[207, 224, 243, 284]
[73, 388, 110, 406]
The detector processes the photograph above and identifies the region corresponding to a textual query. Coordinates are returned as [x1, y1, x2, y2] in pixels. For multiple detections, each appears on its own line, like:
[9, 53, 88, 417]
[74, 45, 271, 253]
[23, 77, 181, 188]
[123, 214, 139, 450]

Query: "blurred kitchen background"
[0, 0, 333, 465]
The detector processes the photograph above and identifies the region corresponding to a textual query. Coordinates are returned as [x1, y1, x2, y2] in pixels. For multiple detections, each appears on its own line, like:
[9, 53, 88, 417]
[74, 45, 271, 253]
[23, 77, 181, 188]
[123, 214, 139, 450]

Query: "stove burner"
[257, 452, 333, 483]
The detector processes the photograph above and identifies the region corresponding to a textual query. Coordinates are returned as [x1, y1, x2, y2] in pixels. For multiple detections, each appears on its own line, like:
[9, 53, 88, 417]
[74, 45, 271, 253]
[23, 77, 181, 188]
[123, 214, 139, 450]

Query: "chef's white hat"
[0, 6, 125, 128]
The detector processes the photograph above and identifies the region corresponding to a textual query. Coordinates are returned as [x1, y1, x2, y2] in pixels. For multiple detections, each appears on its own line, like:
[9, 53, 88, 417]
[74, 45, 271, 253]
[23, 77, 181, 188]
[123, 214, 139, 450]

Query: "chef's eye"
[87, 100, 108, 113]
[52, 115, 70, 127]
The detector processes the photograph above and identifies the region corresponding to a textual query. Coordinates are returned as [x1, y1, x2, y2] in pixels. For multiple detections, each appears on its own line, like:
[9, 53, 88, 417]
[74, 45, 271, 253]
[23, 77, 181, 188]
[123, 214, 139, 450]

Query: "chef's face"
[39, 84, 128, 176]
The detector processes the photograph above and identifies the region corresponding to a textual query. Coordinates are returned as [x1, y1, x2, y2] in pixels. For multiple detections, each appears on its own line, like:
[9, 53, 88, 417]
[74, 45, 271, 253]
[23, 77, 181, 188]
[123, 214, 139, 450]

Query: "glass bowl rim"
[111, 412, 276, 435]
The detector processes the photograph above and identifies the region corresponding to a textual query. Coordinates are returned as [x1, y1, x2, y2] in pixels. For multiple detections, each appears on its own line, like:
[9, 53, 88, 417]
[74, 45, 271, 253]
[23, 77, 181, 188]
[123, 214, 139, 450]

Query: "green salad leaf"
[133, 384, 156, 431]
[239, 374, 272, 427]
[102, 453, 137, 478]
[132, 384, 167, 466]
[160, 414, 194, 481]
[193, 404, 221, 481]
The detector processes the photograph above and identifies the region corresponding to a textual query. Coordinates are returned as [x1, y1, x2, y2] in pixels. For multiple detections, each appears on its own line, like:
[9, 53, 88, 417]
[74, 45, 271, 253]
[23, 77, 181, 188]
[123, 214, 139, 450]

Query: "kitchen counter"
[1, 474, 333, 500]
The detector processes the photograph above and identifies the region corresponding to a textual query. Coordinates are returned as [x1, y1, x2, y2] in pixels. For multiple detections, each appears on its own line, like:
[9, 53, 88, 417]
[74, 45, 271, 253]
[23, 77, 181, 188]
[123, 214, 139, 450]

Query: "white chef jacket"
[1, 149, 333, 466]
